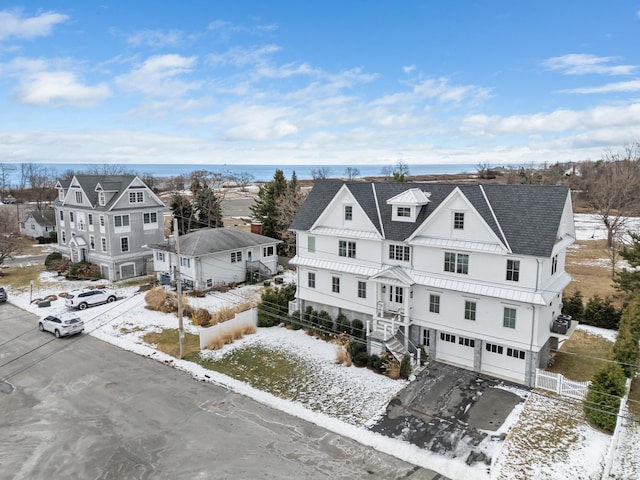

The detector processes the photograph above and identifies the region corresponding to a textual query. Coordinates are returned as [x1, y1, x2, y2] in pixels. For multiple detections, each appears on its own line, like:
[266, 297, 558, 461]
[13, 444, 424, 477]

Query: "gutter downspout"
[529, 258, 542, 387]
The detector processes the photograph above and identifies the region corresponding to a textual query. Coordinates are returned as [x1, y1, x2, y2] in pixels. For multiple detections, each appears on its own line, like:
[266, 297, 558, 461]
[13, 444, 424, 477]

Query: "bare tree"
[583, 145, 640, 248]
[0, 163, 16, 196]
[86, 164, 133, 176]
[344, 167, 360, 180]
[230, 172, 255, 192]
[311, 166, 332, 180]
[0, 236, 23, 266]
[392, 161, 410, 182]
[380, 165, 393, 179]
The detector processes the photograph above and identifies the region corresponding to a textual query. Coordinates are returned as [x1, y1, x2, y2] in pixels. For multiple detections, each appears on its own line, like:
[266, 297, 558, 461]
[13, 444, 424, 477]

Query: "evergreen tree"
[193, 186, 223, 229]
[615, 232, 640, 293]
[584, 362, 626, 432]
[170, 193, 193, 235]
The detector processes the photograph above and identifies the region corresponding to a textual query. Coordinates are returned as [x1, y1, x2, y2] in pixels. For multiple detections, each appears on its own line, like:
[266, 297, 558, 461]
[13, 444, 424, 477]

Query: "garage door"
[481, 342, 527, 383]
[435, 332, 475, 369]
[120, 264, 135, 279]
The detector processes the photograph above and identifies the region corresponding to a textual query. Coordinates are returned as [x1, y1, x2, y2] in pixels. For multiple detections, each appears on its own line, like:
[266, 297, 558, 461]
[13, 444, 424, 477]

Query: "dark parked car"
[0, 287, 7, 303]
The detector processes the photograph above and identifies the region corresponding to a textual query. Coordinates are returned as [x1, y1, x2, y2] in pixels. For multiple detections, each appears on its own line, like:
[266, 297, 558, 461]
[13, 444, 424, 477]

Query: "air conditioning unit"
[551, 317, 569, 334]
[557, 314, 572, 329]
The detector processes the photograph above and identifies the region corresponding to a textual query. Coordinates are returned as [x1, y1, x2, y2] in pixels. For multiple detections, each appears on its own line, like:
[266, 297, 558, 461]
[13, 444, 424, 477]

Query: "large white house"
[289, 181, 576, 386]
[53, 175, 166, 281]
[147, 227, 282, 291]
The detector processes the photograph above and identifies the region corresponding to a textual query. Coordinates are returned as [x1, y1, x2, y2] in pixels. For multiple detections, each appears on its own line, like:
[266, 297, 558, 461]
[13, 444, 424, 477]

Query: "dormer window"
[387, 188, 430, 223]
[58, 190, 64, 202]
[397, 207, 411, 217]
[98, 192, 105, 206]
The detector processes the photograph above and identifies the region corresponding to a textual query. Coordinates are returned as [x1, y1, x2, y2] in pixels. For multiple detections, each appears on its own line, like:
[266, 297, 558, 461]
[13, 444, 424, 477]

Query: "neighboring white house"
[147, 227, 282, 291]
[53, 175, 166, 281]
[289, 181, 576, 386]
[20, 209, 57, 239]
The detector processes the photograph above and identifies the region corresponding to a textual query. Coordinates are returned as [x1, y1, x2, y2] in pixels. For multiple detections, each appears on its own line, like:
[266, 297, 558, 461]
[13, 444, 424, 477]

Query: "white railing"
[535, 368, 590, 400]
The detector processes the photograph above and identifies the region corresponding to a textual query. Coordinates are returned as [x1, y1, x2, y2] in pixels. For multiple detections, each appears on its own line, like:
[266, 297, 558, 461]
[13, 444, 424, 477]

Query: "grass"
[143, 328, 201, 358]
[565, 240, 622, 305]
[1, 264, 48, 289]
[187, 344, 311, 397]
[548, 330, 614, 382]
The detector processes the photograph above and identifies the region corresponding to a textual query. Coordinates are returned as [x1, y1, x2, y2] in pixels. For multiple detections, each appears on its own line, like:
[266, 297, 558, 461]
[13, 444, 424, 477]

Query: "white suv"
[65, 288, 117, 310]
[39, 313, 84, 338]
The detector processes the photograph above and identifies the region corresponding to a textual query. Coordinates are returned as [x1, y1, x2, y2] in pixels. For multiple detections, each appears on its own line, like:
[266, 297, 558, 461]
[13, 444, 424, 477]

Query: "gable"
[410, 187, 508, 249]
[311, 184, 381, 236]
[108, 176, 165, 211]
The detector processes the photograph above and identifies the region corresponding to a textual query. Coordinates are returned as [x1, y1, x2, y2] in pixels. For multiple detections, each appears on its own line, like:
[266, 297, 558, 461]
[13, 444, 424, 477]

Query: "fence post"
[557, 373, 562, 395]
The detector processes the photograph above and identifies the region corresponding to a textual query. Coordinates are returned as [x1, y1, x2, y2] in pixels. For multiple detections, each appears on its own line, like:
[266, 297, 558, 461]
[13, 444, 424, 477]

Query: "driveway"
[0, 303, 445, 480]
[369, 362, 525, 466]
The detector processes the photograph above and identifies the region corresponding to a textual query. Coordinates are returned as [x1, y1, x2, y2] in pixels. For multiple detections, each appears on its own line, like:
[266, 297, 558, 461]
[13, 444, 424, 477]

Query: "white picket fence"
[535, 368, 591, 400]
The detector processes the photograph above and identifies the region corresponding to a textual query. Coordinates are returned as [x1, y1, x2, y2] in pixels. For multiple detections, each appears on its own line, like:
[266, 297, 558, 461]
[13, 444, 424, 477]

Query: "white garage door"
[481, 342, 527, 382]
[435, 332, 475, 369]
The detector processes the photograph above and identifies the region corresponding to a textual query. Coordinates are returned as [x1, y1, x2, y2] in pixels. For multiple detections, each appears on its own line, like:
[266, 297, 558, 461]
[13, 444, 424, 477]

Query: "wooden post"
[173, 219, 184, 359]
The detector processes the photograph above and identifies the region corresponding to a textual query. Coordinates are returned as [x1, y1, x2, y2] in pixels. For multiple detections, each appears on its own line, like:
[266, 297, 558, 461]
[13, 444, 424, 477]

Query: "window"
[458, 337, 475, 348]
[75, 192, 82, 203]
[503, 307, 516, 329]
[143, 212, 157, 224]
[506, 259, 520, 282]
[180, 257, 191, 268]
[121, 237, 129, 252]
[206, 279, 213, 288]
[59, 210, 64, 221]
[344, 205, 353, 221]
[58, 190, 64, 201]
[440, 332, 456, 343]
[308, 272, 316, 288]
[338, 240, 356, 258]
[429, 294, 440, 314]
[100, 215, 105, 227]
[464, 301, 476, 321]
[453, 212, 464, 230]
[101, 238, 107, 252]
[156, 251, 165, 262]
[61, 231, 66, 243]
[444, 252, 469, 274]
[69, 212, 74, 222]
[78, 220, 86, 231]
[332, 276, 340, 293]
[129, 191, 144, 203]
[390, 286, 403, 303]
[389, 244, 410, 261]
[308, 236, 315, 253]
[486, 343, 504, 354]
[88, 214, 93, 225]
[114, 215, 130, 227]
[397, 206, 411, 217]
[98, 192, 105, 206]
[551, 254, 558, 275]
[231, 251, 242, 263]
[263, 246, 274, 257]
[422, 329, 430, 346]
[507, 348, 526, 360]
[357, 281, 367, 299]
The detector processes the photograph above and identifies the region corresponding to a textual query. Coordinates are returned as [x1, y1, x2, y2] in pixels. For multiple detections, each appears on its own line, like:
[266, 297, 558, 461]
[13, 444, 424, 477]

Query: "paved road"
[0, 303, 445, 480]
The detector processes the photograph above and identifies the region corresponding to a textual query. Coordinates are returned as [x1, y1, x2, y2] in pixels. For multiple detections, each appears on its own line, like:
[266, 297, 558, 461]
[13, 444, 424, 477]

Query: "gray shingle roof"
[290, 181, 570, 258]
[150, 228, 282, 257]
[56, 175, 137, 210]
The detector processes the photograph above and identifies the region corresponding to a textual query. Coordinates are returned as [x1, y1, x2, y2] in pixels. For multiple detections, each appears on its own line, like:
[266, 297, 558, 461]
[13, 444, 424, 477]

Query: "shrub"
[400, 355, 412, 379]
[44, 252, 63, 269]
[318, 310, 334, 334]
[384, 357, 401, 379]
[584, 362, 627, 432]
[68, 261, 101, 280]
[257, 285, 296, 327]
[289, 310, 302, 330]
[145, 287, 167, 311]
[367, 354, 385, 373]
[194, 308, 211, 328]
[612, 301, 640, 377]
[582, 295, 622, 329]
[348, 341, 368, 367]
[562, 291, 584, 320]
[336, 314, 351, 335]
[50, 258, 70, 274]
[351, 319, 365, 339]
[418, 346, 427, 366]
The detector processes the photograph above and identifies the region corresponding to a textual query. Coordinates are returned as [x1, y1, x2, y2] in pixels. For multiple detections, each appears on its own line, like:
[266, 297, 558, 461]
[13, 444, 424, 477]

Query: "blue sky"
[1, 1, 639, 168]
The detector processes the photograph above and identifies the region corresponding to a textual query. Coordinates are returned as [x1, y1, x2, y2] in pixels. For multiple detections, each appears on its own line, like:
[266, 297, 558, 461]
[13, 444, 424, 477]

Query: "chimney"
[251, 222, 263, 235]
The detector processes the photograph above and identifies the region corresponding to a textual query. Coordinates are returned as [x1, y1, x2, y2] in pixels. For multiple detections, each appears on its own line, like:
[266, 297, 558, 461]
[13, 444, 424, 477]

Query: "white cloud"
[207, 45, 281, 67]
[559, 79, 640, 94]
[205, 104, 299, 141]
[126, 29, 191, 48]
[0, 9, 68, 41]
[115, 54, 199, 97]
[543, 54, 637, 75]
[403, 65, 415, 74]
[14, 71, 111, 107]
[461, 103, 640, 135]
[375, 77, 490, 106]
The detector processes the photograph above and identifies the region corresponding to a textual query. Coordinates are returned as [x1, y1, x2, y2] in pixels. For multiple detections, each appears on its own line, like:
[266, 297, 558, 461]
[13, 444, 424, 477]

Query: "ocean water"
[3, 162, 480, 186]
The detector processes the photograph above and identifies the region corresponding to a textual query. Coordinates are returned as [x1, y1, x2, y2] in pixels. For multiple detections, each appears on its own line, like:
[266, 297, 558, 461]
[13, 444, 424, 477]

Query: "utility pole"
[173, 218, 184, 359]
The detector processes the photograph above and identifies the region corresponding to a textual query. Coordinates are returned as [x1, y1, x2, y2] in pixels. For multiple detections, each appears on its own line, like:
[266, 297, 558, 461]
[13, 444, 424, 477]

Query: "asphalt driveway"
[369, 362, 525, 467]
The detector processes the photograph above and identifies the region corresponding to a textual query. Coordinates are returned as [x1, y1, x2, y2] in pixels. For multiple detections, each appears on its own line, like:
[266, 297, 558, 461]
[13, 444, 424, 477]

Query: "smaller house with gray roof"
[147, 228, 282, 291]
[20, 209, 57, 239]
[289, 180, 576, 386]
